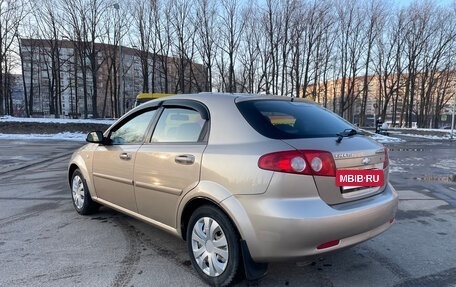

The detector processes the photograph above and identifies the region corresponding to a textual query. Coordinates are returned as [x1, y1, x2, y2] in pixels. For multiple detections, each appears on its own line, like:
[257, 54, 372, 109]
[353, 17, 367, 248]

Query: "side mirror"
[86, 131, 105, 143]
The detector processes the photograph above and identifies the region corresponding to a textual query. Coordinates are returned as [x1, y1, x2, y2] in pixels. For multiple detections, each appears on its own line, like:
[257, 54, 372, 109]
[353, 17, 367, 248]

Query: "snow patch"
[370, 133, 406, 143]
[1, 115, 115, 125]
[0, 132, 86, 141]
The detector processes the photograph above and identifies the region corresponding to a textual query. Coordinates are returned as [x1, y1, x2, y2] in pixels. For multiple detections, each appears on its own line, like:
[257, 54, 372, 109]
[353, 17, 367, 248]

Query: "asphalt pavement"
[0, 137, 455, 287]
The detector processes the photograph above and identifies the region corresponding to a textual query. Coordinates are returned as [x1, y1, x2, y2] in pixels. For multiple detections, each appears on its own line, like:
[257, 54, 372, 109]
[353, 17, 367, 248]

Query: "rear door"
[134, 100, 209, 228]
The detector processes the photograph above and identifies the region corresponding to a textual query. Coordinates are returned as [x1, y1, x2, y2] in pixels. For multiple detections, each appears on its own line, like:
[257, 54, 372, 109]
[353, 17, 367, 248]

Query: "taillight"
[258, 150, 336, 176]
[383, 147, 389, 169]
[303, 150, 336, 176]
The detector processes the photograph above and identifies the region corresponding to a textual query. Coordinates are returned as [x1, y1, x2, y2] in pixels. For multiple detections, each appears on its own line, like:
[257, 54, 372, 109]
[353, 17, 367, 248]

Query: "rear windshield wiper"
[336, 129, 359, 143]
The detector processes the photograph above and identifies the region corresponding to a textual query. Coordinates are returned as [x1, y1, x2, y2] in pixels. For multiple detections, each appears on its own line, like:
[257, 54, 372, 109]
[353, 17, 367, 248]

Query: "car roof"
[139, 92, 312, 108]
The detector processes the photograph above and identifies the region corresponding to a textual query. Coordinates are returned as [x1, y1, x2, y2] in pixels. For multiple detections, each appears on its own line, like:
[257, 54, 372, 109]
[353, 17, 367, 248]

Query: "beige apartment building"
[20, 39, 207, 118]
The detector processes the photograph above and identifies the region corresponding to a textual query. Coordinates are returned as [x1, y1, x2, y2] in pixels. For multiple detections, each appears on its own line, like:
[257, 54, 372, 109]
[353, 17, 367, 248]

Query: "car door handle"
[175, 154, 195, 165]
[119, 153, 132, 160]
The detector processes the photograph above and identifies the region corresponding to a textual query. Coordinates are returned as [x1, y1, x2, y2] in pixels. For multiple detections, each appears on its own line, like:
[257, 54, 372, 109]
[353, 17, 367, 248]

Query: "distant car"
[68, 93, 398, 286]
[134, 92, 173, 107]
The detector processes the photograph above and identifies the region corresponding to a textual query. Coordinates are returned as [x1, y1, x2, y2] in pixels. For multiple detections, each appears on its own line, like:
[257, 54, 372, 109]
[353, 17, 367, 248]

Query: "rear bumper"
[228, 183, 398, 262]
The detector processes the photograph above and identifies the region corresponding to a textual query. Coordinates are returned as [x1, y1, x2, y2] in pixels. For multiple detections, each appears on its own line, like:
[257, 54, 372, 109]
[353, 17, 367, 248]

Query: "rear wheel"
[187, 205, 243, 286]
[71, 169, 99, 215]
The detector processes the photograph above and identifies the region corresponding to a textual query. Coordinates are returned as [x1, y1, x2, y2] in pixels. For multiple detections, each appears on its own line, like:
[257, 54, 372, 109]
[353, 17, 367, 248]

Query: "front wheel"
[71, 169, 99, 215]
[187, 205, 243, 286]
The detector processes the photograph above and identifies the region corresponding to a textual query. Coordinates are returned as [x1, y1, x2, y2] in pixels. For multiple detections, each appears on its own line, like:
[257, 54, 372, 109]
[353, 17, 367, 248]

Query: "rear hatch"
[282, 137, 388, 205]
[236, 96, 389, 205]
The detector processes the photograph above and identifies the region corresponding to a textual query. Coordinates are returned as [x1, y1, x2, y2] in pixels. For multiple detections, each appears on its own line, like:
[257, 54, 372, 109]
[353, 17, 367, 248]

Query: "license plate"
[336, 169, 384, 187]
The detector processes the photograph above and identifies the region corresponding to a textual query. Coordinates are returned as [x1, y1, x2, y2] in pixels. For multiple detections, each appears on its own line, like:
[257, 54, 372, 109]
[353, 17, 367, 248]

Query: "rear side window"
[152, 107, 206, 143]
[236, 100, 354, 139]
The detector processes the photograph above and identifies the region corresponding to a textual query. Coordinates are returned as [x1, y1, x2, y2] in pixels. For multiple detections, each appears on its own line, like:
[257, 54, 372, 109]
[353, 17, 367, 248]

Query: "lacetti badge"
[333, 153, 353, 159]
[336, 169, 384, 187]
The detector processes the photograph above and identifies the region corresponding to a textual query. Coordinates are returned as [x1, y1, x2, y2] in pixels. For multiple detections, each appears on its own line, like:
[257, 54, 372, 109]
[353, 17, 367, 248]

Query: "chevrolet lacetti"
[68, 93, 398, 286]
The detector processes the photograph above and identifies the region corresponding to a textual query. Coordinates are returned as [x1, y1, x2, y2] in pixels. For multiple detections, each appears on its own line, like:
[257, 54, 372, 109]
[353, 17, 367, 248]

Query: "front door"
[92, 109, 157, 211]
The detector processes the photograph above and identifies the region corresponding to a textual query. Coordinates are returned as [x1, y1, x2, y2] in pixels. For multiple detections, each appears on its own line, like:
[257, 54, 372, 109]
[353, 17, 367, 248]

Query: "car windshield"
[236, 100, 355, 139]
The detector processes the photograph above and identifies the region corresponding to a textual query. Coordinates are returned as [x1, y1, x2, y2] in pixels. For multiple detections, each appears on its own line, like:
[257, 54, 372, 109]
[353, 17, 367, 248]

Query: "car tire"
[71, 169, 99, 215]
[187, 205, 243, 286]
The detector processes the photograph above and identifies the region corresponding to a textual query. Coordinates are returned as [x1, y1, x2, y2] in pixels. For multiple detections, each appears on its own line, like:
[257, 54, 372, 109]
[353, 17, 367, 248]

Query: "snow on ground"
[391, 132, 454, 141]
[0, 116, 115, 141]
[0, 116, 454, 143]
[0, 115, 115, 125]
[388, 160, 407, 173]
[365, 127, 455, 143]
[369, 133, 406, 143]
[0, 132, 87, 141]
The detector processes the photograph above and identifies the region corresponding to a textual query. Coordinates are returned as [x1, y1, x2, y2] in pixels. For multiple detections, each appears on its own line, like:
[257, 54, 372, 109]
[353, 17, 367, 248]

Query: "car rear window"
[236, 100, 354, 139]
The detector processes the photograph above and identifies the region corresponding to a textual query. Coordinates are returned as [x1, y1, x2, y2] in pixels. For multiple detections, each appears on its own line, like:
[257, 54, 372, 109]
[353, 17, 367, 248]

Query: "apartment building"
[20, 39, 207, 118]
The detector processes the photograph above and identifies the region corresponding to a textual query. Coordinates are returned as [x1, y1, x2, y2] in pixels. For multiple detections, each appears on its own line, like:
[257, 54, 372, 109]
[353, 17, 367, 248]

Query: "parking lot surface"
[0, 137, 455, 286]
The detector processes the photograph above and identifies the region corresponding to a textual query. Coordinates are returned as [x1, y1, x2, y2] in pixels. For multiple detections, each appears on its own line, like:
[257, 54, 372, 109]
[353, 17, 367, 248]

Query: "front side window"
[110, 109, 156, 144]
[152, 108, 206, 143]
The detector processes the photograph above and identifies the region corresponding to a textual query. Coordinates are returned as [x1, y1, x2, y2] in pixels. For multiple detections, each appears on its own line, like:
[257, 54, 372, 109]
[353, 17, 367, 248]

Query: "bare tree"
[237, 1, 262, 93]
[216, 0, 246, 92]
[193, 0, 218, 91]
[401, 2, 433, 127]
[432, 67, 456, 128]
[259, 0, 301, 96]
[8, 0, 456, 125]
[299, 0, 328, 99]
[308, 1, 334, 102]
[0, 0, 27, 115]
[374, 8, 407, 127]
[153, 1, 172, 93]
[130, 0, 154, 93]
[317, 18, 337, 110]
[264, 0, 280, 95]
[31, 0, 69, 118]
[415, 6, 455, 128]
[18, 12, 40, 117]
[61, 0, 90, 118]
[358, 0, 386, 126]
[169, 0, 195, 93]
[333, 0, 366, 120]
[96, 4, 119, 118]
[61, 0, 112, 118]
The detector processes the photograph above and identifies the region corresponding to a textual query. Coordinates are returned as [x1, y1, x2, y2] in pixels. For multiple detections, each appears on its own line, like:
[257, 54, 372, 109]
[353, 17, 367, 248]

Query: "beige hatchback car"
[68, 93, 398, 286]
